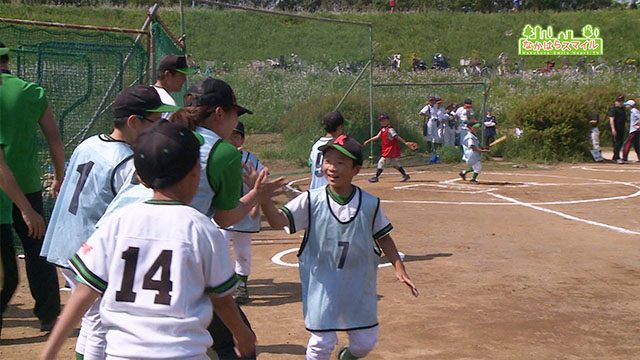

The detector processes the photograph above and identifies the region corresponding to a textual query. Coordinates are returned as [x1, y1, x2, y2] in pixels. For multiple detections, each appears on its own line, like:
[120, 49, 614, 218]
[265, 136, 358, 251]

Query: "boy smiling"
[261, 135, 418, 360]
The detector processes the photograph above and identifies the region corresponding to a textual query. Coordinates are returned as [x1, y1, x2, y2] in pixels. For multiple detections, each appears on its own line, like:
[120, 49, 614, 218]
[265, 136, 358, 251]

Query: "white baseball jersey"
[70, 200, 236, 359]
[455, 106, 475, 135]
[419, 104, 438, 119]
[282, 186, 392, 331]
[222, 150, 265, 233]
[462, 131, 481, 165]
[308, 136, 333, 190]
[41, 134, 132, 267]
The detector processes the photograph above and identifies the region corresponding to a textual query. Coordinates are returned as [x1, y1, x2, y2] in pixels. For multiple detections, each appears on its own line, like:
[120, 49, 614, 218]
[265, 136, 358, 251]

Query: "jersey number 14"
[115, 247, 174, 305]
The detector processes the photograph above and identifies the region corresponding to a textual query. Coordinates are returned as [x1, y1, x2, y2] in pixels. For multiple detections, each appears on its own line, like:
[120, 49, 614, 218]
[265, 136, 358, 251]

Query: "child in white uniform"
[40, 121, 256, 360]
[222, 122, 265, 304]
[261, 135, 418, 360]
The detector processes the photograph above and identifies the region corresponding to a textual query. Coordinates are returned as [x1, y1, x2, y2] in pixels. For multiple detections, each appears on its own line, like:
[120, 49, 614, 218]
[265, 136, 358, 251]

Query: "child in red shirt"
[363, 113, 414, 183]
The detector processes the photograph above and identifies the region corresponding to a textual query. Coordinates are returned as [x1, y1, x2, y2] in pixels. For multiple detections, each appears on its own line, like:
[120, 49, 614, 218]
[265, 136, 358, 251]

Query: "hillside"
[1, 5, 639, 68]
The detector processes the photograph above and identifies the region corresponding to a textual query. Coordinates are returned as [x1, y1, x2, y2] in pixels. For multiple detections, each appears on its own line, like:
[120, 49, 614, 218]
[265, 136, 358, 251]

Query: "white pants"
[465, 159, 482, 173]
[426, 119, 441, 143]
[220, 229, 253, 276]
[62, 268, 106, 359]
[377, 157, 401, 170]
[591, 127, 600, 150]
[306, 326, 379, 360]
[442, 127, 456, 146]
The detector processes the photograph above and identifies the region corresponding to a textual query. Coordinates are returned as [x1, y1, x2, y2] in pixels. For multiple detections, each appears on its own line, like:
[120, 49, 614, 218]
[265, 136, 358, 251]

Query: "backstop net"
[0, 17, 149, 217]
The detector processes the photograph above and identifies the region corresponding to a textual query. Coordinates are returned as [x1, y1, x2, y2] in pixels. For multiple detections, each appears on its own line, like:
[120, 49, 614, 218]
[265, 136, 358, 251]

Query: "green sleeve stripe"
[206, 139, 222, 194]
[69, 255, 107, 293]
[206, 274, 239, 294]
[373, 223, 394, 240]
[281, 206, 296, 234]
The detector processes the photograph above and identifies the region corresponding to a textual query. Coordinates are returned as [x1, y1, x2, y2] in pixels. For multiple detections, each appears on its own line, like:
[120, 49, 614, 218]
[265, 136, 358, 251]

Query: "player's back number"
[115, 246, 174, 305]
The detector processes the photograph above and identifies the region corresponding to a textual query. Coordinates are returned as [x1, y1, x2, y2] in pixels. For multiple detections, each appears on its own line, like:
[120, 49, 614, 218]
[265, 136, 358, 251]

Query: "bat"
[489, 135, 507, 147]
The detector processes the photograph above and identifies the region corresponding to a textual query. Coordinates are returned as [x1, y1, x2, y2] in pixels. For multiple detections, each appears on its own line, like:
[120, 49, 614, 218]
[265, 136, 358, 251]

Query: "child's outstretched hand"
[406, 141, 419, 151]
[254, 168, 287, 200]
[397, 270, 419, 297]
[242, 162, 258, 188]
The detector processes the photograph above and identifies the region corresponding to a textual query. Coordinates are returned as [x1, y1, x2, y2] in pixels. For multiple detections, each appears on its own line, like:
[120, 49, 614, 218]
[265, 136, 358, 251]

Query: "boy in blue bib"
[262, 135, 419, 360]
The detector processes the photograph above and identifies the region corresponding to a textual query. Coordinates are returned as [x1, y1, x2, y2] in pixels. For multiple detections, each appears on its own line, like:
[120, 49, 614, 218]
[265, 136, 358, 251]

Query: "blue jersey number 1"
[68, 161, 94, 215]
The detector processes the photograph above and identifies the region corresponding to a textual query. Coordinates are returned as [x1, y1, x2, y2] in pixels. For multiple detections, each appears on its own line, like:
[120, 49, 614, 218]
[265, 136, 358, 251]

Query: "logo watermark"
[518, 24, 603, 56]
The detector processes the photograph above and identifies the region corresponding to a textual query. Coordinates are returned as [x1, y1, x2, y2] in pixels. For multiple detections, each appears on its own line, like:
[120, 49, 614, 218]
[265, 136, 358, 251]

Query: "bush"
[504, 92, 592, 162]
[439, 145, 463, 163]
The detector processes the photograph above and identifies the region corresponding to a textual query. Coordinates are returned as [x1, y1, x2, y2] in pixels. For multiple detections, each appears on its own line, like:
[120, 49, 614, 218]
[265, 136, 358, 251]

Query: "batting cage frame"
[0, 5, 187, 222]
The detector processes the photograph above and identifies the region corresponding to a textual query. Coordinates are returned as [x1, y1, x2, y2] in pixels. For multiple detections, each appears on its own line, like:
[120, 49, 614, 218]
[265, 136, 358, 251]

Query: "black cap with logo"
[112, 85, 181, 119]
[234, 121, 245, 136]
[195, 77, 253, 116]
[319, 134, 363, 166]
[158, 55, 197, 75]
[322, 111, 349, 132]
[134, 120, 200, 189]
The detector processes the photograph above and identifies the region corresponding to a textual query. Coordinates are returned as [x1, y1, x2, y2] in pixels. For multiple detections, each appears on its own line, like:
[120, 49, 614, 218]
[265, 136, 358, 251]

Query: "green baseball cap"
[0, 47, 9, 56]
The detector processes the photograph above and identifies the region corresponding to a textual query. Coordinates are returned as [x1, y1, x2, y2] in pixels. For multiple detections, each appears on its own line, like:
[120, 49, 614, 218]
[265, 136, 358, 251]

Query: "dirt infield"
[2, 161, 640, 359]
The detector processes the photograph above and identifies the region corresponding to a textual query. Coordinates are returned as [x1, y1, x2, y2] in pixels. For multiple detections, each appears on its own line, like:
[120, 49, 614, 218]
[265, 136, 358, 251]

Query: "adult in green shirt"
[0, 43, 65, 332]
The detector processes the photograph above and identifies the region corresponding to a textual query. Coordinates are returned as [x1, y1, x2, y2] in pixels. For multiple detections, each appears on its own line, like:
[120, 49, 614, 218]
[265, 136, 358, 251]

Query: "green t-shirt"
[0, 73, 48, 194]
[206, 140, 242, 211]
[0, 191, 11, 224]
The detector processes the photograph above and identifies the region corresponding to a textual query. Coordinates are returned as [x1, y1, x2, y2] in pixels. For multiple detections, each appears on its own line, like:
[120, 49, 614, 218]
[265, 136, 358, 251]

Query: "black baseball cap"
[112, 85, 181, 119]
[378, 113, 390, 121]
[195, 77, 253, 116]
[134, 120, 201, 189]
[158, 55, 197, 75]
[323, 111, 349, 131]
[234, 121, 245, 136]
[319, 134, 363, 166]
[184, 79, 207, 106]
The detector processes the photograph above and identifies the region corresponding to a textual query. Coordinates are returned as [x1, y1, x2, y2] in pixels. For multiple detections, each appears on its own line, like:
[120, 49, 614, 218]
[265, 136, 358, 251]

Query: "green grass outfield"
[1, 5, 639, 68]
[1, 5, 639, 163]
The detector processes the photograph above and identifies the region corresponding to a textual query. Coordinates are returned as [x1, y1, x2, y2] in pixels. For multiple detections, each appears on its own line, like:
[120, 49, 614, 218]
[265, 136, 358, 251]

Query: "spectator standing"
[483, 107, 497, 146]
[419, 96, 437, 154]
[442, 104, 457, 146]
[608, 95, 627, 163]
[622, 100, 640, 162]
[0, 41, 65, 332]
[589, 112, 603, 162]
